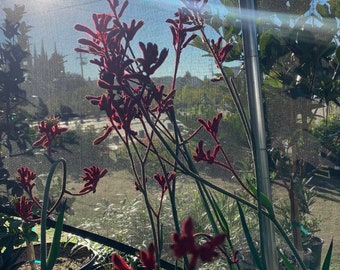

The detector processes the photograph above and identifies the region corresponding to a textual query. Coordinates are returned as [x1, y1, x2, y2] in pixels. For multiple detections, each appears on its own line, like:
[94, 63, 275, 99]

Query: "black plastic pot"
[303, 236, 324, 270]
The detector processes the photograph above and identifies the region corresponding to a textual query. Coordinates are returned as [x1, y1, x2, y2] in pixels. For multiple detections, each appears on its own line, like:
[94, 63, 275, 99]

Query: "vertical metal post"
[239, 1, 278, 269]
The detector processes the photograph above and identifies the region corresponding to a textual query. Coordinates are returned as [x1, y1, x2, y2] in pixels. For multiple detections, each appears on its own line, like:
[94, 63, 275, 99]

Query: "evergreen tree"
[28, 41, 67, 113]
[0, 5, 33, 155]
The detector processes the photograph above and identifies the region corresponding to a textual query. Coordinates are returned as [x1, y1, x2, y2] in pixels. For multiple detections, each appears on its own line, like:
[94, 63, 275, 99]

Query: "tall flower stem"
[199, 25, 253, 150]
[40, 159, 67, 270]
[171, 48, 225, 238]
[167, 26, 222, 241]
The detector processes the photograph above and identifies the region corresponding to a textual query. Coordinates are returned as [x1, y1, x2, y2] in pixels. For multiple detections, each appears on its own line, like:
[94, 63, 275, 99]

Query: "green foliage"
[237, 201, 264, 269]
[0, 214, 37, 247]
[190, 15, 242, 62]
[0, 213, 37, 270]
[274, 177, 321, 242]
[189, 2, 338, 269]
[248, 183, 275, 217]
[52, 129, 80, 150]
[311, 113, 340, 166]
[84, 196, 153, 250]
[79, 179, 260, 266]
[279, 250, 296, 270]
[35, 97, 49, 120]
[0, 5, 33, 156]
[176, 79, 229, 118]
[336, 46, 340, 65]
[46, 202, 66, 270]
[40, 158, 68, 270]
[322, 239, 333, 270]
[259, 31, 286, 74]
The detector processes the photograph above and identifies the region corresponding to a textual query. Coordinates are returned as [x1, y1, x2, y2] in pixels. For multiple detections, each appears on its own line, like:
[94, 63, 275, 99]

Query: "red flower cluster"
[32, 118, 68, 150]
[146, 84, 176, 113]
[154, 172, 176, 193]
[139, 243, 156, 270]
[15, 167, 42, 218]
[111, 254, 133, 270]
[210, 37, 233, 67]
[17, 167, 36, 196]
[193, 140, 221, 164]
[75, 0, 173, 143]
[14, 195, 34, 222]
[171, 217, 226, 270]
[136, 42, 169, 76]
[166, 8, 201, 53]
[194, 113, 234, 170]
[198, 112, 223, 138]
[79, 165, 108, 194]
[111, 243, 156, 270]
[86, 93, 139, 138]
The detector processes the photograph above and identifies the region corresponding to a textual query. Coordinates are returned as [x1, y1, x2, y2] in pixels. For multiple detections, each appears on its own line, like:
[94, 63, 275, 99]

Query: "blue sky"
[0, 0, 228, 80]
[1, 0, 337, 80]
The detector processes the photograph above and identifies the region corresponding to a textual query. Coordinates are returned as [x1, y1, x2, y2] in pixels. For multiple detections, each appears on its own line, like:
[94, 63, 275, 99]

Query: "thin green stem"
[199, 26, 253, 151]
[40, 158, 67, 270]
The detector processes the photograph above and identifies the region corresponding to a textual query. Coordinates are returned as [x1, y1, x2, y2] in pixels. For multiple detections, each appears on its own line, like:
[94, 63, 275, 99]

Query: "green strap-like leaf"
[248, 182, 275, 217]
[278, 250, 296, 270]
[40, 158, 67, 269]
[209, 192, 230, 237]
[321, 239, 333, 270]
[236, 201, 264, 269]
[46, 201, 66, 270]
[335, 46, 340, 65]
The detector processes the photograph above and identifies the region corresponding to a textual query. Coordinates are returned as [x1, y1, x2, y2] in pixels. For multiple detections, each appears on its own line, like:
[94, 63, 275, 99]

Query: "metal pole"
[239, 1, 278, 269]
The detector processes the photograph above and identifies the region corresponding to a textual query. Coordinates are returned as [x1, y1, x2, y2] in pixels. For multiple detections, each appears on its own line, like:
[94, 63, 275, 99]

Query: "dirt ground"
[5, 165, 339, 269]
[272, 175, 340, 269]
[308, 176, 340, 269]
[68, 170, 340, 269]
[69, 170, 340, 269]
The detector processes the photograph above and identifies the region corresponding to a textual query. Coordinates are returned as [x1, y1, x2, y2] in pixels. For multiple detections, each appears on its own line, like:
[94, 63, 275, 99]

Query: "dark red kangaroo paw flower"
[198, 112, 223, 138]
[79, 166, 108, 194]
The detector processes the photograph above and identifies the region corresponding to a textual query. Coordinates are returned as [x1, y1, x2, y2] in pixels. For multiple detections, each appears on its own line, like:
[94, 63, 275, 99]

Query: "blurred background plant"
[0, 212, 38, 270]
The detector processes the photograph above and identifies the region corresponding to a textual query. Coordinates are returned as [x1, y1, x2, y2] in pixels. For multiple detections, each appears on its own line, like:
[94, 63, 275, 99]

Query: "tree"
[259, 5, 339, 251]
[0, 5, 32, 155]
[191, 0, 340, 253]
